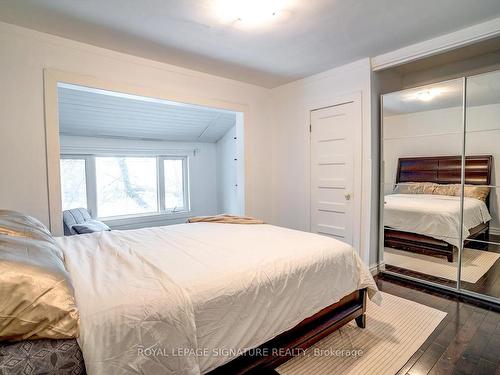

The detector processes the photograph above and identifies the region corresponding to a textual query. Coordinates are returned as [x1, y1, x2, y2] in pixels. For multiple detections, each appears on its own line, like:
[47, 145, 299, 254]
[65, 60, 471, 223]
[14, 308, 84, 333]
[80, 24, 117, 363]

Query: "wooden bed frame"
[384, 155, 492, 262]
[208, 288, 367, 374]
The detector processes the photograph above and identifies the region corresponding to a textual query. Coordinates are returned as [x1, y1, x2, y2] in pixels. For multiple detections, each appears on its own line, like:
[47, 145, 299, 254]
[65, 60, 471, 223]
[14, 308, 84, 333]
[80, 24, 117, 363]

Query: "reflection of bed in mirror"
[384, 155, 492, 262]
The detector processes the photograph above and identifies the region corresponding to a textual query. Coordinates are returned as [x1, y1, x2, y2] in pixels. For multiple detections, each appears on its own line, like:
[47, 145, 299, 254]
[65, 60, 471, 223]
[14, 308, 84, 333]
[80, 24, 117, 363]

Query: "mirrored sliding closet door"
[381, 70, 500, 304]
[461, 70, 500, 301]
[381, 78, 465, 288]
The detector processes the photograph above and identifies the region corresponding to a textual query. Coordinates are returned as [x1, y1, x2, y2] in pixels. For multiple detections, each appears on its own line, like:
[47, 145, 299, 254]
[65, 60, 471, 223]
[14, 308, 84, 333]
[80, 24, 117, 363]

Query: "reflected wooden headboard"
[396, 155, 492, 186]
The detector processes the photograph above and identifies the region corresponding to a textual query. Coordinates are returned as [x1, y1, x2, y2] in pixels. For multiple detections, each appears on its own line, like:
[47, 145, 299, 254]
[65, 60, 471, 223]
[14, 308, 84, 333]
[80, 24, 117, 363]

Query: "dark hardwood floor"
[376, 276, 500, 375]
[262, 276, 500, 375]
[385, 234, 500, 299]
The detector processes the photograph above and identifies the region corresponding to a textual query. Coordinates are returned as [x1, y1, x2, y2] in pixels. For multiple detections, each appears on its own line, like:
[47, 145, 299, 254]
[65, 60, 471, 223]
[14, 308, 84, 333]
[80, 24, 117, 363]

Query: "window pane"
[60, 159, 87, 211]
[164, 159, 185, 210]
[96, 157, 158, 217]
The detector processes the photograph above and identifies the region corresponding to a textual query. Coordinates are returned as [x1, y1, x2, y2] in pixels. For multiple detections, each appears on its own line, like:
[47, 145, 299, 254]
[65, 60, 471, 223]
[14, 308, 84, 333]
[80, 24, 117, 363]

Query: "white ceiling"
[58, 84, 236, 142]
[383, 70, 500, 116]
[1, 1, 500, 88]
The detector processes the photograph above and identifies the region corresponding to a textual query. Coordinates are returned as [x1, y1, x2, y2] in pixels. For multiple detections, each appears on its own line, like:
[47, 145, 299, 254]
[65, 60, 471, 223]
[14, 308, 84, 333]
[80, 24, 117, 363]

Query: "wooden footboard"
[385, 222, 489, 263]
[384, 229, 456, 262]
[208, 288, 367, 374]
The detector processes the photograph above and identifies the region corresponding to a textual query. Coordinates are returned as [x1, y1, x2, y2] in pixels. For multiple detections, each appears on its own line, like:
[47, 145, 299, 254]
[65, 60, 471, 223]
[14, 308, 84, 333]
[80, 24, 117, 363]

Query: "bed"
[384, 155, 492, 262]
[0, 220, 379, 375]
[0, 338, 85, 374]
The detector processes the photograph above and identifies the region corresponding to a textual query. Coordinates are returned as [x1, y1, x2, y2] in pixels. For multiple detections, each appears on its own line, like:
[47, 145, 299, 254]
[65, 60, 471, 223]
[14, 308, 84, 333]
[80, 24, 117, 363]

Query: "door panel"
[310, 102, 357, 245]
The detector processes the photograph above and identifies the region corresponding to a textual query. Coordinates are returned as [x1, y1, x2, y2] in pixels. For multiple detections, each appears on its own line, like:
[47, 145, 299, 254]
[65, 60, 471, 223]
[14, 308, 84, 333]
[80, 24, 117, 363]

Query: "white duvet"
[384, 194, 491, 247]
[56, 223, 379, 375]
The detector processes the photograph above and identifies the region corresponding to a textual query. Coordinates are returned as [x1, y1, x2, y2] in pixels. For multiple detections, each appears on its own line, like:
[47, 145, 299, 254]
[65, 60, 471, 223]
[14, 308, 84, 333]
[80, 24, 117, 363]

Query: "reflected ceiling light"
[214, 0, 288, 27]
[404, 88, 445, 102]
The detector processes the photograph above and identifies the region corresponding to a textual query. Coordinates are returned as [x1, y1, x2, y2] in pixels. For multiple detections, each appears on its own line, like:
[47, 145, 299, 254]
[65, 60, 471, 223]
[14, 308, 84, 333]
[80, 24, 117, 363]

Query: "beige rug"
[384, 247, 500, 283]
[277, 292, 446, 375]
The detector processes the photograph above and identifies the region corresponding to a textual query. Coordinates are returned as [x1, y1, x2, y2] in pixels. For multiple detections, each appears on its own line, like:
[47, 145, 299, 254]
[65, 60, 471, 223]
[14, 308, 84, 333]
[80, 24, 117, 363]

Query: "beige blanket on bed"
[187, 214, 264, 224]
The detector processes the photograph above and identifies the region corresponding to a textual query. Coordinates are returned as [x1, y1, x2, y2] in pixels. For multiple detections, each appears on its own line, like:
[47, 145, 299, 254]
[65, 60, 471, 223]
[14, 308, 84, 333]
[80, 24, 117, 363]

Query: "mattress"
[55, 223, 379, 375]
[384, 194, 491, 247]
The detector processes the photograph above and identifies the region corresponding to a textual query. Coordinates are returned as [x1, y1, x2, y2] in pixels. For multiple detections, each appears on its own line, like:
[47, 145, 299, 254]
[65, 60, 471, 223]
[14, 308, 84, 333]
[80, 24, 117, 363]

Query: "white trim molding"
[369, 262, 383, 276]
[103, 211, 192, 230]
[60, 145, 198, 156]
[371, 17, 500, 71]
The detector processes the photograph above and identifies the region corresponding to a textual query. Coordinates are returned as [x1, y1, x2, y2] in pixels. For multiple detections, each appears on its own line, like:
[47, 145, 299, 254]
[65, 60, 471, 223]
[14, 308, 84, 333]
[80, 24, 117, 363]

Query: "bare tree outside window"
[96, 157, 157, 217]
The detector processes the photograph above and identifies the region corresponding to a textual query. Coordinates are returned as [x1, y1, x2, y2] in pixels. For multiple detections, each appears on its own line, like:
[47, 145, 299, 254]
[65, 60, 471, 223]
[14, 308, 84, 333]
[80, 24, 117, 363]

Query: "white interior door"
[310, 101, 361, 246]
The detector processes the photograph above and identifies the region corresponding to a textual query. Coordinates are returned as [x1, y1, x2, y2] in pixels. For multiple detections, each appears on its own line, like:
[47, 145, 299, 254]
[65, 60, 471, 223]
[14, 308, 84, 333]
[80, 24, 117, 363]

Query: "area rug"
[277, 292, 446, 375]
[384, 247, 500, 283]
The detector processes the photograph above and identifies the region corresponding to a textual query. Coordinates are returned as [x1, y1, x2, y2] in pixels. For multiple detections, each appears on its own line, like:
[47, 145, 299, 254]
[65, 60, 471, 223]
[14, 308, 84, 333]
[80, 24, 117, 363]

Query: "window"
[59, 155, 188, 219]
[60, 158, 87, 210]
[96, 157, 158, 217]
[162, 158, 186, 211]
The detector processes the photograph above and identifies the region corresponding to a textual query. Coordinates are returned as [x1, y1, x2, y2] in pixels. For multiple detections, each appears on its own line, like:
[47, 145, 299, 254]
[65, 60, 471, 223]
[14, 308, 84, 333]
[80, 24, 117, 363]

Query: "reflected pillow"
[410, 183, 490, 201]
[462, 185, 490, 202]
[394, 182, 437, 194]
[433, 184, 459, 197]
[0, 210, 79, 341]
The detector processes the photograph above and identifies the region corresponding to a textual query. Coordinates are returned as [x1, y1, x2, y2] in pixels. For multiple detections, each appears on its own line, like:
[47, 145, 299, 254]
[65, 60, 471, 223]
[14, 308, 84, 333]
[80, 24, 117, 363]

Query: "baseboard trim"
[369, 262, 383, 276]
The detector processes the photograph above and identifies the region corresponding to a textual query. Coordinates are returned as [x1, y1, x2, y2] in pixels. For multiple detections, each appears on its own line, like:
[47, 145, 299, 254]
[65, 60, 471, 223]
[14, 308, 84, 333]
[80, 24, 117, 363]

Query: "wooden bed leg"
[355, 314, 366, 328]
[485, 227, 490, 242]
[446, 245, 454, 263]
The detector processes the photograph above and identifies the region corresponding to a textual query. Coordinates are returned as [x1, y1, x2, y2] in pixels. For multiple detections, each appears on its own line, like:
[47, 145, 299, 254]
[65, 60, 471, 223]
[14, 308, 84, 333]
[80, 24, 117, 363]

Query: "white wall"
[60, 135, 218, 228]
[270, 59, 375, 266]
[216, 126, 238, 214]
[0, 21, 273, 228]
[383, 103, 500, 231]
[383, 106, 463, 190]
[216, 122, 245, 216]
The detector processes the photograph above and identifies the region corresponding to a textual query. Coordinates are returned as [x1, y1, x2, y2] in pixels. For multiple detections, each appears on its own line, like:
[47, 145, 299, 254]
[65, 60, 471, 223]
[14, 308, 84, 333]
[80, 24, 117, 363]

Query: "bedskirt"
[0, 338, 85, 375]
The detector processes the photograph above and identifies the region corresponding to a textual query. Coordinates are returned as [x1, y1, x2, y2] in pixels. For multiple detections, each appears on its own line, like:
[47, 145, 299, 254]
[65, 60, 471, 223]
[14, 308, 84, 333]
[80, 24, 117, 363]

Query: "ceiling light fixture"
[214, 0, 288, 27]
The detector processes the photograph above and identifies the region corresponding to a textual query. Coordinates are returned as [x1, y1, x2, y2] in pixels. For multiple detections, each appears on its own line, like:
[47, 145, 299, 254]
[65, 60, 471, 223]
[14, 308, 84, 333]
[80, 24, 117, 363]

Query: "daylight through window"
[60, 155, 188, 218]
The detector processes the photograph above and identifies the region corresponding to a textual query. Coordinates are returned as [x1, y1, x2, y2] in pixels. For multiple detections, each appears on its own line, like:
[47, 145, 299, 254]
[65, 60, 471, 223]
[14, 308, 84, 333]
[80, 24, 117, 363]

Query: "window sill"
[101, 211, 191, 229]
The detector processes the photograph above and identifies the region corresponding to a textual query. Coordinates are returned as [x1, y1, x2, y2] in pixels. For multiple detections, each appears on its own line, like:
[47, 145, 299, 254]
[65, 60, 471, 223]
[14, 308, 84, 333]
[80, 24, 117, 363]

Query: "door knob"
[344, 193, 351, 201]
